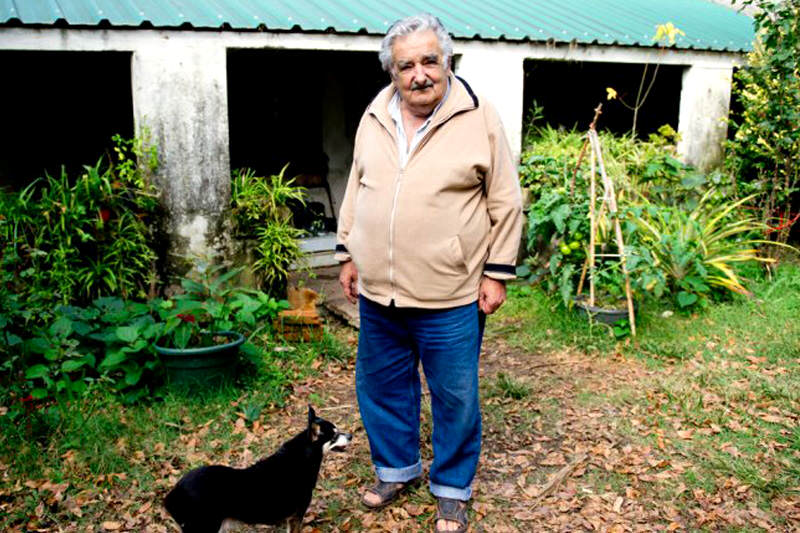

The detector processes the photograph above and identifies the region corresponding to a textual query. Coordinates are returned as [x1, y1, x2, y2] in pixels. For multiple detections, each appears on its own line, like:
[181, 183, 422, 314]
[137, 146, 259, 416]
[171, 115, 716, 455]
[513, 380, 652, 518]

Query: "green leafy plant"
[727, 0, 800, 247]
[0, 134, 162, 305]
[252, 219, 306, 296]
[625, 192, 776, 309]
[230, 166, 307, 295]
[519, 123, 687, 203]
[525, 187, 590, 305]
[17, 264, 289, 404]
[152, 263, 289, 350]
[22, 297, 161, 404]
[486, 372, 530, 400]
[611, 318, 632, 339]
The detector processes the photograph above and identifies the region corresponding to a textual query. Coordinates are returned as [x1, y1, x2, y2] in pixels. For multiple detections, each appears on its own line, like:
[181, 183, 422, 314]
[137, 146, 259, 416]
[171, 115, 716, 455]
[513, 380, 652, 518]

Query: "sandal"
[361, 478, 420, 509]
[435, 497, 468, 533]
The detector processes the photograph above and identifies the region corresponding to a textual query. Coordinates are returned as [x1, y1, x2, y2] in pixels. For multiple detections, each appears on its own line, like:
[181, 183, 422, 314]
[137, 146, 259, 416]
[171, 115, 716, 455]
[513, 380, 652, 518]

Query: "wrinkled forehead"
[391, 29, 444, 65]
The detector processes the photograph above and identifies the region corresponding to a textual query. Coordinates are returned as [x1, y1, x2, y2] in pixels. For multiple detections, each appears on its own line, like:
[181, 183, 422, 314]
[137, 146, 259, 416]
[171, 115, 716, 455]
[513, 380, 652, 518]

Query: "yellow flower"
[606, 87, 618, 100]
[654, 22, 685, 45]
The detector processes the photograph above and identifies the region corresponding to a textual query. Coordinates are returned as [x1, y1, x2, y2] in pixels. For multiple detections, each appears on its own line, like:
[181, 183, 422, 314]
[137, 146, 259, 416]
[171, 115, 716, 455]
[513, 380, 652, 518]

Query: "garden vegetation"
[0, 1, 797, 529]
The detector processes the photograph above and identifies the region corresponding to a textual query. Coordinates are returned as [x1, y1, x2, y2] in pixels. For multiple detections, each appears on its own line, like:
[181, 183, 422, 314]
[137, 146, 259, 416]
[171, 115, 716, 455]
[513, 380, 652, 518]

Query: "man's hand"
[479, 276, 506, 315]
[339, 261, 359, 304]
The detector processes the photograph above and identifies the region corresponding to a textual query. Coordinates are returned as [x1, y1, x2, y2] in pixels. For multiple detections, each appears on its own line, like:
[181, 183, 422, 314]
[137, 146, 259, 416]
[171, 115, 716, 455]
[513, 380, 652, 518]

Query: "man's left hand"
[479, 276, 506, 315]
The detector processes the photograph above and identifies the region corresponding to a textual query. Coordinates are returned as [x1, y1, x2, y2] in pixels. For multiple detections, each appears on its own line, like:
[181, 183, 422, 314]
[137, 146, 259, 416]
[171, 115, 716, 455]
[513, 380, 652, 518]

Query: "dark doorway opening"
[227, 48, 385, 178]
[522, 59, 683, 137]
[227, 48, 386, 234]
[727, 66, 743, 141]
[0, 51, 134, 189]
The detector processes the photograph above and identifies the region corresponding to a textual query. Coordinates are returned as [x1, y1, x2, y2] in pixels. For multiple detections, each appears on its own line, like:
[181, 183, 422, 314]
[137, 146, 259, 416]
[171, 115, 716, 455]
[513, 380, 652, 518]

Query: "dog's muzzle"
[326, 432, 352, 453]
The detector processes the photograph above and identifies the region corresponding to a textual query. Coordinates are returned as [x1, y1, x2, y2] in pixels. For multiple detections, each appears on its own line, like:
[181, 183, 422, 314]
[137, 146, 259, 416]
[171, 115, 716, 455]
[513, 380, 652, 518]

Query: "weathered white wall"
[132, 40, 230, 270]
[676, 65, 733, 171]
[456, 45, 527, 162]
[0, 26, 745, 265]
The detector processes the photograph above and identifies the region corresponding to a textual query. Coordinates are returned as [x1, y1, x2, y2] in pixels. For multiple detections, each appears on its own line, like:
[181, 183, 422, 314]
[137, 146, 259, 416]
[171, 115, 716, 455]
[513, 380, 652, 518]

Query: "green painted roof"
[0, 0, 754, 52]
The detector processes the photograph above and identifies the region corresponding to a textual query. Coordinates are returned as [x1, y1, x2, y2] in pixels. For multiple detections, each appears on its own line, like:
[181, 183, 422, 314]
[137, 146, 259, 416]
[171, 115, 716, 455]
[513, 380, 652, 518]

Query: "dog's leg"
[286, 514, 303, 533]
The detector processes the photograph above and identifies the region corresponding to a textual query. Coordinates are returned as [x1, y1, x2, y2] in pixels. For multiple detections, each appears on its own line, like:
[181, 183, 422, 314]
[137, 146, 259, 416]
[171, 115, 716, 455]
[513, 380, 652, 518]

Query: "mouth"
[328, 432, 352, 453]
[411, 82, 434, 91]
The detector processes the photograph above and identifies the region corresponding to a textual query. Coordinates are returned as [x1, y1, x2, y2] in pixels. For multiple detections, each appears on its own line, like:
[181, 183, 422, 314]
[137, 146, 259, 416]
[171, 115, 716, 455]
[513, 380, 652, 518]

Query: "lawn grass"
[495, 262, 800, 528]
[1, 265, 797, 531]
[0, 330, 347, 530]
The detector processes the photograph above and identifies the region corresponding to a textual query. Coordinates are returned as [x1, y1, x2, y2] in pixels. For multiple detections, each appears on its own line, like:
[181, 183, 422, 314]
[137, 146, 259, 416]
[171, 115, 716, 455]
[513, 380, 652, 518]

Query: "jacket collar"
[368, 73, 479, 136]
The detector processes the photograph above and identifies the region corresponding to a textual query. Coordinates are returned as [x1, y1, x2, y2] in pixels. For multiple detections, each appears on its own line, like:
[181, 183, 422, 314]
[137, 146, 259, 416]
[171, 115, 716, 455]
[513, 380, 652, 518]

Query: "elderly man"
[335, 13, 523, 533]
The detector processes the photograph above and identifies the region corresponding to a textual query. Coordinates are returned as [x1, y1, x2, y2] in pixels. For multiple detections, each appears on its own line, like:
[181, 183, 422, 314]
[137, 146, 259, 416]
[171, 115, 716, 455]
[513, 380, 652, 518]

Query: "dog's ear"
[309, 421, 321, 441]
[308, 405, 320, 440]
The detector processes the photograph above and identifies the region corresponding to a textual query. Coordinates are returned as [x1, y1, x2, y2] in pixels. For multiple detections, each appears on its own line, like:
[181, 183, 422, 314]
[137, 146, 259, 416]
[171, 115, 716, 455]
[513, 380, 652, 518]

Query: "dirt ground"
[205, 324, 785, 532]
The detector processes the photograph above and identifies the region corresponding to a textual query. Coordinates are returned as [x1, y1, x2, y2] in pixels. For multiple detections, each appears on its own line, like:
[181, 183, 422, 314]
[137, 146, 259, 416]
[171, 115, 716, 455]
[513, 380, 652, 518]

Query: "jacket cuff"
[334, 243, 351, 263]
[484, 263, 516, 281]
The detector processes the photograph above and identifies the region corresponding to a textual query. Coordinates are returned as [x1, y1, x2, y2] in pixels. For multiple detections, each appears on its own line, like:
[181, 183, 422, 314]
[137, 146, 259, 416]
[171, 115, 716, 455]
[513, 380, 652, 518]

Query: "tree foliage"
[728, 0, 800, 244]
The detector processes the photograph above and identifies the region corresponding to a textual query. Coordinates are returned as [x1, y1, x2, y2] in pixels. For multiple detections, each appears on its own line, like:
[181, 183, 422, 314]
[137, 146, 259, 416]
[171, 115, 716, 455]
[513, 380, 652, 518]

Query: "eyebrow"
[396, 54, 441, 68]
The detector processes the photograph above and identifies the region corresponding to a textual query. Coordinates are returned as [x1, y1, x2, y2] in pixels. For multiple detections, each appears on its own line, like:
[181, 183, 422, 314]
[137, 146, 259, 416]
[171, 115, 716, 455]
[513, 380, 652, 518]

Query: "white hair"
[379, 13, 453, 73]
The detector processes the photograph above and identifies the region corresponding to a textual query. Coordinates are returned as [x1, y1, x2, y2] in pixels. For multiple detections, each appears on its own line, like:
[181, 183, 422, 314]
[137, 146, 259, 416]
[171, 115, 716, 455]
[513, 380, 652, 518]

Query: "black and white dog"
[164, 406, 352, 533]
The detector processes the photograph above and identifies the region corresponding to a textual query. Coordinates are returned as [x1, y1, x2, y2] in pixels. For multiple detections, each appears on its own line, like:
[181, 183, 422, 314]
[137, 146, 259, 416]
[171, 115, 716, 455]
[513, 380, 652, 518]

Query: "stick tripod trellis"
[574, 104, 637, 336]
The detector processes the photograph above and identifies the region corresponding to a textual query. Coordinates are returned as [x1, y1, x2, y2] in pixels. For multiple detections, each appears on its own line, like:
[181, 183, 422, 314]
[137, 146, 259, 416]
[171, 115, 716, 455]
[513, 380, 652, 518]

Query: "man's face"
[390, 29, 449, 115]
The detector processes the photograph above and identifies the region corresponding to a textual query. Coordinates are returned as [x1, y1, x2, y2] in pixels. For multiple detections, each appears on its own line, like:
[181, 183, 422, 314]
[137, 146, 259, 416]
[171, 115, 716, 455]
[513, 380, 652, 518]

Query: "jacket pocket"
[448, 235, 469, 275]
[420, 235, 468, 277]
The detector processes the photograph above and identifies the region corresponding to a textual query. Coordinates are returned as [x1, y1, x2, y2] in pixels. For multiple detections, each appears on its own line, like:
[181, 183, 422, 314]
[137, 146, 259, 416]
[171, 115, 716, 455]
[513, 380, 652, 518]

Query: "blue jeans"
[356, 295, 485, 501]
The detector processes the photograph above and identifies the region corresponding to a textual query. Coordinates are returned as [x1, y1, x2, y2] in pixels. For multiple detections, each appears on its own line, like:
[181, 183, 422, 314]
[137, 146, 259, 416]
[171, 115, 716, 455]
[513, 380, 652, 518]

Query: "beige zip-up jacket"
[335, 74, 523, 309]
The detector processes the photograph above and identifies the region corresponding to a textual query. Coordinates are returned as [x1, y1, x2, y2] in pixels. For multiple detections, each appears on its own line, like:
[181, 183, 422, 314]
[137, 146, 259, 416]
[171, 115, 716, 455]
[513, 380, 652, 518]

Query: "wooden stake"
[576, 257, 589, 296]
[569, 104, 604, 195]
[588, 137, 597, 307]
[589, 130, 637, 336]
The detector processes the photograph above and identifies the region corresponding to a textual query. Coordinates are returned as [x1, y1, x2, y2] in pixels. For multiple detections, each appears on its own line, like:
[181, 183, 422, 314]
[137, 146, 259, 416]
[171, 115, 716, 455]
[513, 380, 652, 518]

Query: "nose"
[411, 63, 427, 82]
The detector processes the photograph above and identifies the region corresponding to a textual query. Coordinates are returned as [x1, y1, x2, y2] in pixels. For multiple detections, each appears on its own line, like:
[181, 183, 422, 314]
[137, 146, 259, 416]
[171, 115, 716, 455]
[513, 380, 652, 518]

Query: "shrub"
[21, 297, 161, 404]
[625, 192, 775, 309]
[0, 134, 162, 305]
[519, 120, 777, 312]
[151, 262, 288, 350]
[727, 0, 800, 245]
[16, 265, 289, 404]
[230, 166, 307, 295]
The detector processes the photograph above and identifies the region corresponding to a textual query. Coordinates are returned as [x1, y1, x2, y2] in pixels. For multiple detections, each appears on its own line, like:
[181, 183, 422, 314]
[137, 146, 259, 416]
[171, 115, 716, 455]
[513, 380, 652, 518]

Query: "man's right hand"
[338, 261, 359, 304]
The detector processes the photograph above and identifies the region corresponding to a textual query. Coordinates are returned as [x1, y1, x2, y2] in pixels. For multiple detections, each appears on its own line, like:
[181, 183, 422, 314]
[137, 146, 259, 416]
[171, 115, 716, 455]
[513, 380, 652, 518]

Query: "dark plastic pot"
[155, 331, 245, 389]
[574, 296, 635, 325]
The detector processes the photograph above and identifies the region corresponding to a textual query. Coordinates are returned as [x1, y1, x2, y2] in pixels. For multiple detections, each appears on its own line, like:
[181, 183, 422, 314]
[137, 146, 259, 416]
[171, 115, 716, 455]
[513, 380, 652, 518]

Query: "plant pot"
[155, 331, 245, 389]
[573, 296, 636, 325]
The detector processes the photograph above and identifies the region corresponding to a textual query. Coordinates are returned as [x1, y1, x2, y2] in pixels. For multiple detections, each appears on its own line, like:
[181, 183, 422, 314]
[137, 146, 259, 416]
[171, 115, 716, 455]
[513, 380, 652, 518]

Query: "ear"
[307, 405, 320, 440]
[309, 421, 321, 441]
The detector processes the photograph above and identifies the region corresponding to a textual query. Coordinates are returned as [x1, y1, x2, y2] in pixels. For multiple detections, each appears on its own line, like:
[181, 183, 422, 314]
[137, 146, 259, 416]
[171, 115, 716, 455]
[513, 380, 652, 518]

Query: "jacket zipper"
[388, 166, 403, 301]
[387, 122, 442, 301]
[377, 104, 468, 302]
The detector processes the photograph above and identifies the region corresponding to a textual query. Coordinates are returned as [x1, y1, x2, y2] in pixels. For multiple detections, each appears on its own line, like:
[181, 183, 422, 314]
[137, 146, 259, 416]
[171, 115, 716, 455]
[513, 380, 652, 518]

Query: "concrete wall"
[132, 41, 230, 270]
[0, 27, 744, 269]
[456, 44, 527, 161]
[676, 65, 734, 171]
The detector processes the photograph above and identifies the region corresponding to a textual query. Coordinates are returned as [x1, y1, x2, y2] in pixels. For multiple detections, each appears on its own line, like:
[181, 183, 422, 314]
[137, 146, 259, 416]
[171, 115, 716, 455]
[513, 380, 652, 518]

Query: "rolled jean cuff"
[376, 460, 423, 483]
[429, 481, 472, 501]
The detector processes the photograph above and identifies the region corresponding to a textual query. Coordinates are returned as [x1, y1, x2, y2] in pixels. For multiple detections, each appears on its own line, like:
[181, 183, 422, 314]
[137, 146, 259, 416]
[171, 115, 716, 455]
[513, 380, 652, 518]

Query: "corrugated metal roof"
[0, 0, 754, 52]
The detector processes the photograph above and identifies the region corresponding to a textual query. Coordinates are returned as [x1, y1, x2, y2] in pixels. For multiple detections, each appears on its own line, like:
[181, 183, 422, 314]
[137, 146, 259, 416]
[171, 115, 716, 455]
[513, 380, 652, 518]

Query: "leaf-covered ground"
[5, 309, 797, 532]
